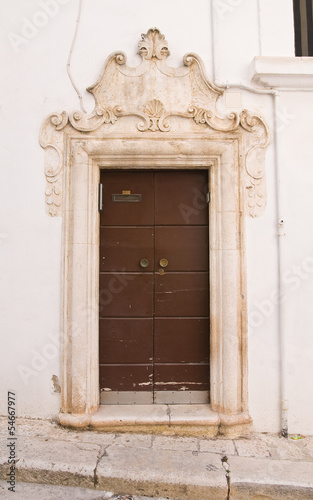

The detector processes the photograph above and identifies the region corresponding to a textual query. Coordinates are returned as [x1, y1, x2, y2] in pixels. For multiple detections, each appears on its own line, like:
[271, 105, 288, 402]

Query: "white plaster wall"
[258, 0, 295, 57]
[247, 90, 313, 435]
[2, 0, 313, 435]
[278, 91, 313, 436]
[245, 93, 281, 433]
[213, 0, 295, 84]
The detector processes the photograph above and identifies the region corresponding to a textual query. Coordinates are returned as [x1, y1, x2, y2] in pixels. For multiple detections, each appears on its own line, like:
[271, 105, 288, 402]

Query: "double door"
[99, 170, 209, 404]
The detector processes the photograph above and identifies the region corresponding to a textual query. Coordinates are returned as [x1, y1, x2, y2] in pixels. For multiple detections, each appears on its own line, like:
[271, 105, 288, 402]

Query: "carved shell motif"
[144, 99, 165, 117]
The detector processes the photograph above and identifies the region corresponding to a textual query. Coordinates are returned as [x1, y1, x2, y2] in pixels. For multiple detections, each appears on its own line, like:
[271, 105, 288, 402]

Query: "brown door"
[99, 170, 209, 404]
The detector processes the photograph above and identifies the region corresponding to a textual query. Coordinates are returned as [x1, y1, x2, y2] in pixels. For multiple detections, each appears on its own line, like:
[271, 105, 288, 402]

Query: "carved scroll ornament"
[40, 28, 270, 218]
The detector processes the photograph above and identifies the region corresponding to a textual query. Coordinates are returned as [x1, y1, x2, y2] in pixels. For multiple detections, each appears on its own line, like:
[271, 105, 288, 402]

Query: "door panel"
[155, 273, 209, 317]
[154, 364, 210, 391]
[154, 318, 209, 363]
[100, 365, 153, 391]
[99, 273, 153, 317]
[99, 319, 153, 364]
[155, 171, 208, 225]
[155, 226, 208, 271]
[100, 227, 154, 272]
[100, 171, 154, 226]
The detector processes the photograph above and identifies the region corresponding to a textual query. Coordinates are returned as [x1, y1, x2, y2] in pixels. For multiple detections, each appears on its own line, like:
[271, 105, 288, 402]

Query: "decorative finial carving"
[138, 28, 170, 60]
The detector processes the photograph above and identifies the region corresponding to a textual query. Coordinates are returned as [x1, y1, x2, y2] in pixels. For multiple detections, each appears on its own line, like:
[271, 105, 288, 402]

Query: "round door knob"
[140, 258, 149, 268]
[159, 258, 168, 268]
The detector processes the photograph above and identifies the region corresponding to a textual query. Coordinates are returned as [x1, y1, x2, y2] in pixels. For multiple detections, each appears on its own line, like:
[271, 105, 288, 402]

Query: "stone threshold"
[58, 405, 252, 438]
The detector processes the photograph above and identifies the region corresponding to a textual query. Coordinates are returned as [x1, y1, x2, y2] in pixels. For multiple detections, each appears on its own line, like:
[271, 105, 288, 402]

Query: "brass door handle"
[140, 258, 149, 268]
[159, 258, 168, 268]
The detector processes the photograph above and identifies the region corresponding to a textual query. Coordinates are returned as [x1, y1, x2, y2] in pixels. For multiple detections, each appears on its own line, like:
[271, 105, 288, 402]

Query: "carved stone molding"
[40, 28, 270, 218]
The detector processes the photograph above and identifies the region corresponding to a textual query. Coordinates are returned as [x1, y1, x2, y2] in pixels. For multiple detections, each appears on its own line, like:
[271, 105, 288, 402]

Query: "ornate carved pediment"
[40, 28, 270, 217]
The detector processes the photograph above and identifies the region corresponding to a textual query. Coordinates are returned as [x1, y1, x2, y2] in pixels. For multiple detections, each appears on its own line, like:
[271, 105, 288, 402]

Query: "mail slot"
[112, 194, 142, 202]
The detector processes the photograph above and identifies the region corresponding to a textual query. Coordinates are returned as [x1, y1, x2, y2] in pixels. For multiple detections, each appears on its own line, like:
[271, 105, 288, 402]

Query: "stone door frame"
[55, 133, 250, 433]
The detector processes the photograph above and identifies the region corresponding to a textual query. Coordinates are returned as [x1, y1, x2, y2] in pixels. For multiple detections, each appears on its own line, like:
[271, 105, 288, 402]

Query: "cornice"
[251, 56, 313, 89]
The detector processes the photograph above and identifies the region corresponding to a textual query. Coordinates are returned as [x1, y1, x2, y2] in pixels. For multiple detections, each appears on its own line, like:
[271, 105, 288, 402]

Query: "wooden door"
[99, 170, 209, 404]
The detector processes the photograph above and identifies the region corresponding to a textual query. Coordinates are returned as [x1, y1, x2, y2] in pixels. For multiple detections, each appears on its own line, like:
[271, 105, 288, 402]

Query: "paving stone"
[0, 417, 59, 437]
[234, 438, 271, 457]
[0, 417, 74, 444]
[67, 431, 116, 447]
[199, 438, 236, 455]
[0, 436, 100, 489]
[228, 455, 313, 488]
[0, 416, 115, 446]
[152, 435, 198, 452]
[303, 437, 313, 459]
[96, 444, 228, 500]
[114, 434, 152, 448]
[263, 435, 306, 460]
[0, 420, 7, 436]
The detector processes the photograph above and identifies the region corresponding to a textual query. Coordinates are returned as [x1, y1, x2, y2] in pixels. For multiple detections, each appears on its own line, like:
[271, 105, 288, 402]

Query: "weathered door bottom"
[100, 390, 209, 404]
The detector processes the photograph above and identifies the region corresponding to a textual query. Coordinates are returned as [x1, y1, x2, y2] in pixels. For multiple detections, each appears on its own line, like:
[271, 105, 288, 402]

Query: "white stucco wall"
[247, 88, 313, 435]
[277, 91, 313, 435]
[1, 0, 312, 435]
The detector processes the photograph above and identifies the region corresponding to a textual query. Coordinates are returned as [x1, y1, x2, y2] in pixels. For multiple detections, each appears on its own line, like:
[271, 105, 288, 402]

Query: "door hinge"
[206, 192, 210, 203]
[98, 183, 103, 211]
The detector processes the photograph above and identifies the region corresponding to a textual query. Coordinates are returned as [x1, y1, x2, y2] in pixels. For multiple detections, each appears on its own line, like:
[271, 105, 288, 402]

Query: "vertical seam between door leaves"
[153, 171, 156, 403]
